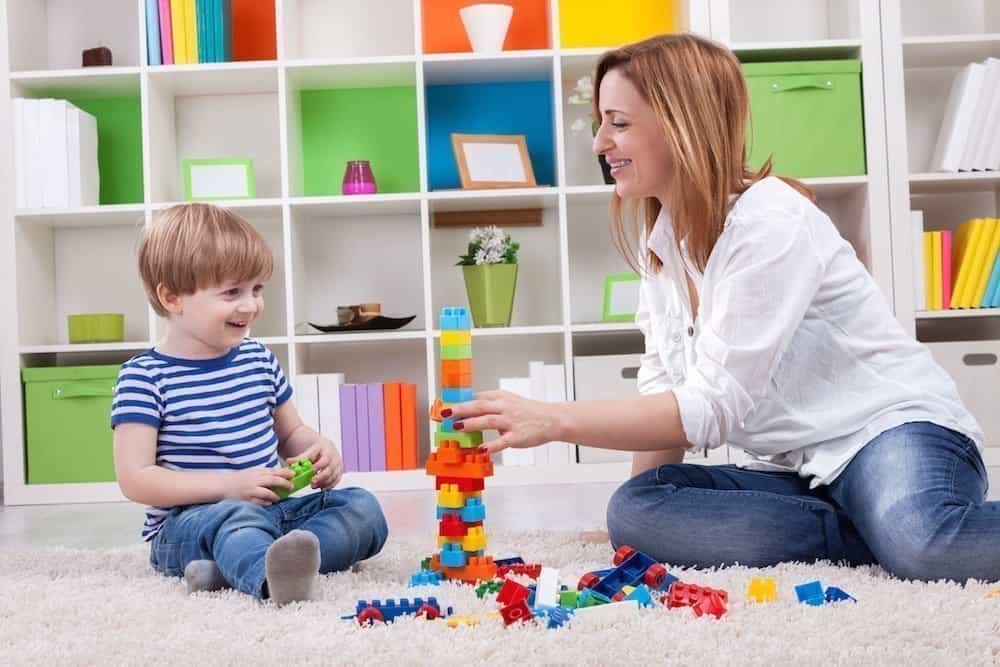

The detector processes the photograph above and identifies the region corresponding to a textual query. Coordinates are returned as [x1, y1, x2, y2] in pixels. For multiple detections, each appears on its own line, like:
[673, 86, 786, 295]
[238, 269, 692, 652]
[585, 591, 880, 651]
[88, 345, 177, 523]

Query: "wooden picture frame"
[451, 133, 537, 189]
[602, 273, 641, 322]
[183, 158, 256, 201]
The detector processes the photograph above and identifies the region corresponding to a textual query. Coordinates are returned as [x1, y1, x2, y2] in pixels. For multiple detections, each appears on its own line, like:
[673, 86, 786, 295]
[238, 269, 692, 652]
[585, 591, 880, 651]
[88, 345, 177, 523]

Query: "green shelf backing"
[66, 96, 144, 205]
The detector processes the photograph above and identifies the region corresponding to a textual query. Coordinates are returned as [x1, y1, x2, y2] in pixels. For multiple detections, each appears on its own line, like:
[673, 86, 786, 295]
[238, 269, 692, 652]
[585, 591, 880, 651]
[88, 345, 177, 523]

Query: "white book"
[66, 107, 81, 207]
[295, 374, 320, 432]
[543, 363, 574, 465]
[317, 373, 346, 452]
[498, 376, 534, 466]
[40, 99, 69, 209]
[22, 99, 43, 209]
[911, 211, 926, 311]
[528, 361, 550, 466]
[78, 108, 100, 206]
[969, 58, 1000, 170]
[12, 99, 25, 210]
[930, 63, 986, 172]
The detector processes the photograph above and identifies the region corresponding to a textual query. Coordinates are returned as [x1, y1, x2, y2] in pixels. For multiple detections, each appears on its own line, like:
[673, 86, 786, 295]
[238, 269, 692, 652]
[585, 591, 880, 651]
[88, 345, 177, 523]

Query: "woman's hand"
[442, 390, 565, 454]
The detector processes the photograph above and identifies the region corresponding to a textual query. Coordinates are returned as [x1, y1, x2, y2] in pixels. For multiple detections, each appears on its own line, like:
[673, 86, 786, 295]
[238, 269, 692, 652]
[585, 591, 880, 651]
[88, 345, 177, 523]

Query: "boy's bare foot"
[265, 530, 320, 606]
[579, 529, 610, 544]
[183, 560, 231, 593]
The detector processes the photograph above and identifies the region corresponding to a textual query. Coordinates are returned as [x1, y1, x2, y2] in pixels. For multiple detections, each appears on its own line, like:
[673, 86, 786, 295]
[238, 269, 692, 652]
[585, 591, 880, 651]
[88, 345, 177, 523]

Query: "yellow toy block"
[461, 526, 487, 552]
[747, 577, 777, 603]
[446, 612, 501, 628]
[437, 484, 465, 508]
[441, 330, 471, 346]
[622, 585, 635, 596]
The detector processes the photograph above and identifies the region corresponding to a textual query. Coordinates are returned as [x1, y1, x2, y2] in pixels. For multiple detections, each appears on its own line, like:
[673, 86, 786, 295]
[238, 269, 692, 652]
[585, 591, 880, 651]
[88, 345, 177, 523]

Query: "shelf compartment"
[7, 0, 141, 71]
[727, 1, 860, 44]
[910, 173, 1000, 194]
[289, 206, 426, 335]
[901, 1, 1000, 38]
[427, 187, 559, 214]
[289, 193, 422, 218]
[422, 0, 550, 54]
[286, 60, 419, 197]
[15, 204, 146, 227]
[282, 0, 413, 59]
[560, 53, 606, 187]
[559, 0, 679, 49]
[146, 65, 281, 202]
[902, 33, 1000, 68]
[731, 40, 862, 63]
[567, 196, 635, 326]
[15, 219, 150, 348]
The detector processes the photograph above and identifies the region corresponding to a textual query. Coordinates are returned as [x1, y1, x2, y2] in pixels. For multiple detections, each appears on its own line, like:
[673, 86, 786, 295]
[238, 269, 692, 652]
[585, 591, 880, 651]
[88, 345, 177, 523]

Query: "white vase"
[459, 3, 514, 53]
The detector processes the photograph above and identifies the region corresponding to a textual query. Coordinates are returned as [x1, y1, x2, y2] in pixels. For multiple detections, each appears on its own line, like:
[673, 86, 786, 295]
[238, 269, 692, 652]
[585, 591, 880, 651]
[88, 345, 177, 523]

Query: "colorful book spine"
[146, 0, 163, 65]
[941, 230, 952, 310]
[401, 382, 418, 469]
[367, 383, 386, 472]
[170, 0, 187, 64]
[220, 0, 232, 61]
[184, 0, 199, 64]
[971, 219, 1000, 307]
[196, 0, 209, 63]
[931, 231, 942, 310]
[356, 382, 370, 472]
[158, 0, 174, 64]
[958, 219, 995, 307]
[383, 381, 404, 471]
[923, 231, 934, 310]
[982, 251, 1000, 308]
[339, 384, 358, 472]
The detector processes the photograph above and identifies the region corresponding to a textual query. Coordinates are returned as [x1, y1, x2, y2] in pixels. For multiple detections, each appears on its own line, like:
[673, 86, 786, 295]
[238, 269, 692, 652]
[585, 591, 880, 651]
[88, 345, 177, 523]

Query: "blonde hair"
[594, 33, 814, 275]
[139, 203, 274, 317]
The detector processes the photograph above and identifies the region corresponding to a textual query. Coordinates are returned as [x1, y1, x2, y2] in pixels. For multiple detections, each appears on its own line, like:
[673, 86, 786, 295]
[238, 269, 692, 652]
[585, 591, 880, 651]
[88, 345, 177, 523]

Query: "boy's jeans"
[607, 421, 998, 582]
[150, 487, 388, 598]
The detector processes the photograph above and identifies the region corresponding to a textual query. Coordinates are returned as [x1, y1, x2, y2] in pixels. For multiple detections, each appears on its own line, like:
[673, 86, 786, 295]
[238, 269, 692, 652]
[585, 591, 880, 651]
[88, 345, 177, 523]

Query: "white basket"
[926, 341, 1000, 448]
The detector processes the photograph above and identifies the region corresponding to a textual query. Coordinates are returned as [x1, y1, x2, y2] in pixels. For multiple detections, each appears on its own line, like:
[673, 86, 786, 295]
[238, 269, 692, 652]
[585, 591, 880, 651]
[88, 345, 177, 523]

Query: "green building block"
[440, 344, 472, 360]
[272, 458, 315, 500]
[559, 590, 580, 608]
[476, 579, 504, 599]
[435, 429, 484, 448]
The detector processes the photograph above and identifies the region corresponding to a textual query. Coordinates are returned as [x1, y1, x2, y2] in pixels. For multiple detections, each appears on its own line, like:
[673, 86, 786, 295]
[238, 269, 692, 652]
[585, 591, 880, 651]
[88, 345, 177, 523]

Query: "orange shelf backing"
[422, 1, 550, 54]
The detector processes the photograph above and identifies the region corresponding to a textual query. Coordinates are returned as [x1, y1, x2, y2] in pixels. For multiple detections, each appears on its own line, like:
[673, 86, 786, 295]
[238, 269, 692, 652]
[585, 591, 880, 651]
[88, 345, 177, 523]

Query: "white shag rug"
[2, 531, 999, 666]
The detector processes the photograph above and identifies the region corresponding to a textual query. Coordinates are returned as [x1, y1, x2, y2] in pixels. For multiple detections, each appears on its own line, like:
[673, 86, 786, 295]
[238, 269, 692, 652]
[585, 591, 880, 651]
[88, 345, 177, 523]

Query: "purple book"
[367, 383, 386, 472]
[338, 384, 358, 472]
[356, 382, 371, 472]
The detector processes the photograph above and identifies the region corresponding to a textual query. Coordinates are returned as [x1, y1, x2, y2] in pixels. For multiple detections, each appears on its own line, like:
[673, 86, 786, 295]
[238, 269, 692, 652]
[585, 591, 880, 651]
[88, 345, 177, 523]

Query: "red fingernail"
[454, 421, 464, 430]
[441, 408, 452, 418]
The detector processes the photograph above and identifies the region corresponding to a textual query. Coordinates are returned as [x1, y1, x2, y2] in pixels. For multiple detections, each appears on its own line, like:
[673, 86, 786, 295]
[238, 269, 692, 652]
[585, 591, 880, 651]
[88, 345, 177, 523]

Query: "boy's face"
[169, 277, 265, 355]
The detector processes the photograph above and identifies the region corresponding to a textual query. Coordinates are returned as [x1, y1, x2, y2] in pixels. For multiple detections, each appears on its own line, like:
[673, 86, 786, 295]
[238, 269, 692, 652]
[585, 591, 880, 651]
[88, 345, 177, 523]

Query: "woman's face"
[592, 68, 673, 202]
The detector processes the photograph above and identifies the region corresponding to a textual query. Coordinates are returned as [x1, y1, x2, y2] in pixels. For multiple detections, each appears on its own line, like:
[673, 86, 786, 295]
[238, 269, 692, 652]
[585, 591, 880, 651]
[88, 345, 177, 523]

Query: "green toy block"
[440, 344, 472, 360]
[476, 579, 504, 599]
[272, 458, 315, 500]
[559, 589, 580, 608]
[435, 430, 484, 448]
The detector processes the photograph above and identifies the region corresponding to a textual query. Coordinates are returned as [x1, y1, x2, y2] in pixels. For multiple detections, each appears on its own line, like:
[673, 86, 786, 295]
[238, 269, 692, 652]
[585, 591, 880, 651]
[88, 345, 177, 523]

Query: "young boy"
[111, 203, 388, 605]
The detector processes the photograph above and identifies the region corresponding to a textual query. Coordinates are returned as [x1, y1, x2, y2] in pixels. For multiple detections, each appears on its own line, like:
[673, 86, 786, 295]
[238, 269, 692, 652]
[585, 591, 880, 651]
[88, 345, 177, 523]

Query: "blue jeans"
[149, 487, 388, 598]
[607, 421, 998, 582]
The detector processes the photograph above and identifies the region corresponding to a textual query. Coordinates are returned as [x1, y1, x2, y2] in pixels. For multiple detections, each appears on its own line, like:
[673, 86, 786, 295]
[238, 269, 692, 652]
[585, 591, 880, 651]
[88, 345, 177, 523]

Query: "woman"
[443, 33, 995, 583]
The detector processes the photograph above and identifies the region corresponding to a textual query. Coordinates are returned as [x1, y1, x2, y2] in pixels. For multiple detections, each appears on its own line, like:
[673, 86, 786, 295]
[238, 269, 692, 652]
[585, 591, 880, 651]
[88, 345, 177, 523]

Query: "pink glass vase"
[342, 160, 377, 195]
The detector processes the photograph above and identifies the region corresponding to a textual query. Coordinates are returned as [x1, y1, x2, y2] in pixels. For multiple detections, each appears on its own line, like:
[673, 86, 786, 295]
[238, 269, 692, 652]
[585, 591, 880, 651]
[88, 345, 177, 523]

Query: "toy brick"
[441, 417, 456, 432]
[409, 570, 444, 587]
[578, 589, 611, 607]
[497, 578, 531, 606]
[475, 579, 504, 598]
[626, 584, 655, 608]
[435, 476, 485, 492]
[271, 458, 315, 499]
[439, 542, 467, 568]
[824, 586, 856, 603]
[747, 577, 777, 603]
[442, 387, 474, 403]
[440, 306, 471, 330]
[534, 567, 560, 608]
[692, 590, 727, 619]
[441, 371, 474, 388]
[437, 483, 467, 508]
[434, 430, 484, 448]
[461, 498, 486, 522]
[494, 557, 525, 567]
[496, 563, 542, 579]
[559, 589, 580, 608]
[428, 554, 498, 583]
[440, 344, 472, 360]
[500, 599, 534, 626]
[425, 447, 494, 479]
[461, 526, 487, 552]
[544, 606, 574, 629]
[439, 513, 468, 538]
[441, 330, 472, 346]
[795, 580, 825, 606]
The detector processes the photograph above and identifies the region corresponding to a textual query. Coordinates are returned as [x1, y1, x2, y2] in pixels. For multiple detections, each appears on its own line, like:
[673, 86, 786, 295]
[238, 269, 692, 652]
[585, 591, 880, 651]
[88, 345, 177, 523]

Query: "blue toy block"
[795, 580, 825, 606]
[436, 505, 462, 520]
[346, 596, 453, 624]
[461, 498, 486, 522]
[441, 417, 455, 432]
[440, 306, 472, 331]
[824, 586, 856, 603]
[494, 557, 525, 567]
[409, 570, 444, 587]
[544, 606, 574, 629]
[440, 542, 467, 568]
[626, 584, 656, 608]
[664, 572, 679, 592]
[442, 387, 474, 403]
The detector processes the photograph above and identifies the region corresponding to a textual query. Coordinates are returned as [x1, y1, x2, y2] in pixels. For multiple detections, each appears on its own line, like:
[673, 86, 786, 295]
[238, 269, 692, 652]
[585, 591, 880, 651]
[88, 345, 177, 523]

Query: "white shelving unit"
[882, 0, 1000, 487]
[0, 0, 916, 504]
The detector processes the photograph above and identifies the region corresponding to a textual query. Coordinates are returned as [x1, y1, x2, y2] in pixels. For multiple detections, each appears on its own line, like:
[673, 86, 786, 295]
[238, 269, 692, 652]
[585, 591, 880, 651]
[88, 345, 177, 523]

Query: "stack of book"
[498, 362, 574, 467]
[12, 99, 99, 210]
[912, 212, 1000, 310]
[296, 374, 420, 473]
[930, 57, 1000, 172]
[145, 0, 232, 65]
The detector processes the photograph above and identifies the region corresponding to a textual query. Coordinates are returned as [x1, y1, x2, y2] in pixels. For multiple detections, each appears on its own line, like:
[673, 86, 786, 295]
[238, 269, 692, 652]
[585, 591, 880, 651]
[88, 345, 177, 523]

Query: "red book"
[941, 229, 953, 309]
[383, 381, 403, 471]
[400, 382, 418, 469]
[231, 0, 276, 61]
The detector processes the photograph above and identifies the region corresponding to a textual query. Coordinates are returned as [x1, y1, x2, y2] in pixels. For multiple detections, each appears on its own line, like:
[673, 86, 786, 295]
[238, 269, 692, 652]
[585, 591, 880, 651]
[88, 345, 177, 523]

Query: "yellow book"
[184, 0, 198, 64]
[971, 218, 1000, 307]
[923, 232, 934, 310]
[959, 218, 998, 307]
[931, 231, 942, 310]
[170, 0, 187, 64]
[950, 219, 983, 306]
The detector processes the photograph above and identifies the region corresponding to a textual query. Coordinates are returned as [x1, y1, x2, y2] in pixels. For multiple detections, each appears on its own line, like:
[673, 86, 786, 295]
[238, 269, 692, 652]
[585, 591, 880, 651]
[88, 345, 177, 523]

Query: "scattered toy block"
[497, 578, 531, 606]
[626, 584, 655, 608]
[476, 579, 504, 598]
[559, 589, 580, 608]
[409, 570, 444, 587]
[795, 580, 825, 606]
[747, 577, 777, 603]
[440, 542, 467, 568]
[500, 599, 534, 626]
[824, 586, 856, 604]
[534, 567, 560, 608]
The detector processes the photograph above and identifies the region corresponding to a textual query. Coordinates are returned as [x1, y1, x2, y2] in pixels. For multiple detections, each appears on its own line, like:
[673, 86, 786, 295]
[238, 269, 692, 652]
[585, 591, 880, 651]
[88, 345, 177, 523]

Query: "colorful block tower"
[423, 306, 497, 584]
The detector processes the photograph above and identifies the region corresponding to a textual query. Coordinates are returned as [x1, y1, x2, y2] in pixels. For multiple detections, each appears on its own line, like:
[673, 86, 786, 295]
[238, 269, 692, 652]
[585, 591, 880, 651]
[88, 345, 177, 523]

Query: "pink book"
[942, 230, 953, 309]
[158, 0, 174, 64]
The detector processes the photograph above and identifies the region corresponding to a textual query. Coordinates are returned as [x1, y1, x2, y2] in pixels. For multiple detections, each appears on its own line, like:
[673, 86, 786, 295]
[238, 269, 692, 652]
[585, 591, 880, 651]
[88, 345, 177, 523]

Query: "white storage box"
[572, 354, 730, 466]
[926, 341, 1000, 448]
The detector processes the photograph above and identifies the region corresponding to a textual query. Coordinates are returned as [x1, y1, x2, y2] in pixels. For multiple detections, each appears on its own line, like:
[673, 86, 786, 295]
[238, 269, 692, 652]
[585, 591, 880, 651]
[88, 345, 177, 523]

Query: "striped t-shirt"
[110, 338, 293, 541]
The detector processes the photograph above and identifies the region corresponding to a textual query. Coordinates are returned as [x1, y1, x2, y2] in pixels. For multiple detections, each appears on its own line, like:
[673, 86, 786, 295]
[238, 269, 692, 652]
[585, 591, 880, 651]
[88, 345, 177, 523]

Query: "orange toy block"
[428, 553, 498, 583]
[425, 442, 493, 479]
[440, 359, 472, 388]
[429, 398, 445, 423]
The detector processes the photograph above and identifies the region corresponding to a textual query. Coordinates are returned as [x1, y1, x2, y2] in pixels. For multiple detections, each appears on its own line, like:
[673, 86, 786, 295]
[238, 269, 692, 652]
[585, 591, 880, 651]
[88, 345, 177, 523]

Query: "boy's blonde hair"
[139, 203, 274, 317]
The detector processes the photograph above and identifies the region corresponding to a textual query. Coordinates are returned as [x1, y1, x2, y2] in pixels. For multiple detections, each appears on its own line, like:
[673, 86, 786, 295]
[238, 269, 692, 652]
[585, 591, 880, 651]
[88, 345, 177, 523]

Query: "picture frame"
[602, 273, 641, 322]
[182, 158, 256, 201]
[451, 133, 537, 189]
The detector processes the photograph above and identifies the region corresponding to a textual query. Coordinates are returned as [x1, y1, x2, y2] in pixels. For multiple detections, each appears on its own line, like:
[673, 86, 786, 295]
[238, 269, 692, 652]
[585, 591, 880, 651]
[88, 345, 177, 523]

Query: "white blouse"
[636, 176, 983, 487]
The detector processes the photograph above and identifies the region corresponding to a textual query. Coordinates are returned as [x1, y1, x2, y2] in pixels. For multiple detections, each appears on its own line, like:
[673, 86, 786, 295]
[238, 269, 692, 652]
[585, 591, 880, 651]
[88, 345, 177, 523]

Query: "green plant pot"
[462, 264, 518, 327]
[67, 313, 124, 344]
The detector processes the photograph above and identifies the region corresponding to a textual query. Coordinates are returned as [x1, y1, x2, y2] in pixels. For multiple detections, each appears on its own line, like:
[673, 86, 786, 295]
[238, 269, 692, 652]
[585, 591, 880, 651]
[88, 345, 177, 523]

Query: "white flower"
[571, 117, 591, 133]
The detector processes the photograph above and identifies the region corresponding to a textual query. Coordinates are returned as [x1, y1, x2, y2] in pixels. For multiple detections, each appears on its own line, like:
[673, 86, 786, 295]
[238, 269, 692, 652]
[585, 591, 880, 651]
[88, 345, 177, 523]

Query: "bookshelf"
[0, 0, 943, 505]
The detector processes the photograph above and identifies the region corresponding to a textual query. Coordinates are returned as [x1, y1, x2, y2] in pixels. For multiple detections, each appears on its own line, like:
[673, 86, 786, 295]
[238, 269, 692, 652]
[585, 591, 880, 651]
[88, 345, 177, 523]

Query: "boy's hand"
[290, 438, 343, 490]
[223, 467, 294, 506]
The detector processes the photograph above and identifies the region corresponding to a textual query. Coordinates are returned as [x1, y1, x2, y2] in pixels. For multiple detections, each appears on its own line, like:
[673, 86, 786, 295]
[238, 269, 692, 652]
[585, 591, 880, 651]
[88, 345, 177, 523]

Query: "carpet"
[1, 530, 998, 666]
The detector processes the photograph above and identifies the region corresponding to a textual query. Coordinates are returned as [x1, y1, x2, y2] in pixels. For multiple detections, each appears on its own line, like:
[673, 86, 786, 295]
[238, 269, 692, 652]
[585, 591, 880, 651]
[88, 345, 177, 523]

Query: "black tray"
[308, 314, 416, 333]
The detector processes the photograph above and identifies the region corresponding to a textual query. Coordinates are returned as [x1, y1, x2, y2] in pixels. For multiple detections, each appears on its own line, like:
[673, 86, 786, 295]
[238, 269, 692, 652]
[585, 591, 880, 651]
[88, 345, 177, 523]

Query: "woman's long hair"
[593, 33, 814, 275]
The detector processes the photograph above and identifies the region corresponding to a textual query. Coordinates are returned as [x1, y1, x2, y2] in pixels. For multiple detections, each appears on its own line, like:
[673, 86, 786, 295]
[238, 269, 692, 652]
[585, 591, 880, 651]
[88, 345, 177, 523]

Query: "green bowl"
[67, 313, 125, 344]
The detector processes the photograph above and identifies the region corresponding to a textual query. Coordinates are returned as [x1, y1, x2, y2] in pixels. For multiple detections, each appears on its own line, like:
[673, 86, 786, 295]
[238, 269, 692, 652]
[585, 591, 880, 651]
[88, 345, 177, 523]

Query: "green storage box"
[22, 365, 120, 484]
[742, 60, 866, 178]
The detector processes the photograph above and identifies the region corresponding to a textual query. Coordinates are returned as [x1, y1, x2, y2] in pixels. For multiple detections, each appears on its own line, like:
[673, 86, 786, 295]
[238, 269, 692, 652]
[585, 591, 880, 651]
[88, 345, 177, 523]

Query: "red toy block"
[692, 590, 728, 619]
[439, 514, 468, 538]
[499, 599, 534, 626]
[496, 563, 543, 579]
[496, 578, 531, 606]
[664, 582, 729, 617]
[435, 476, 485, 492]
